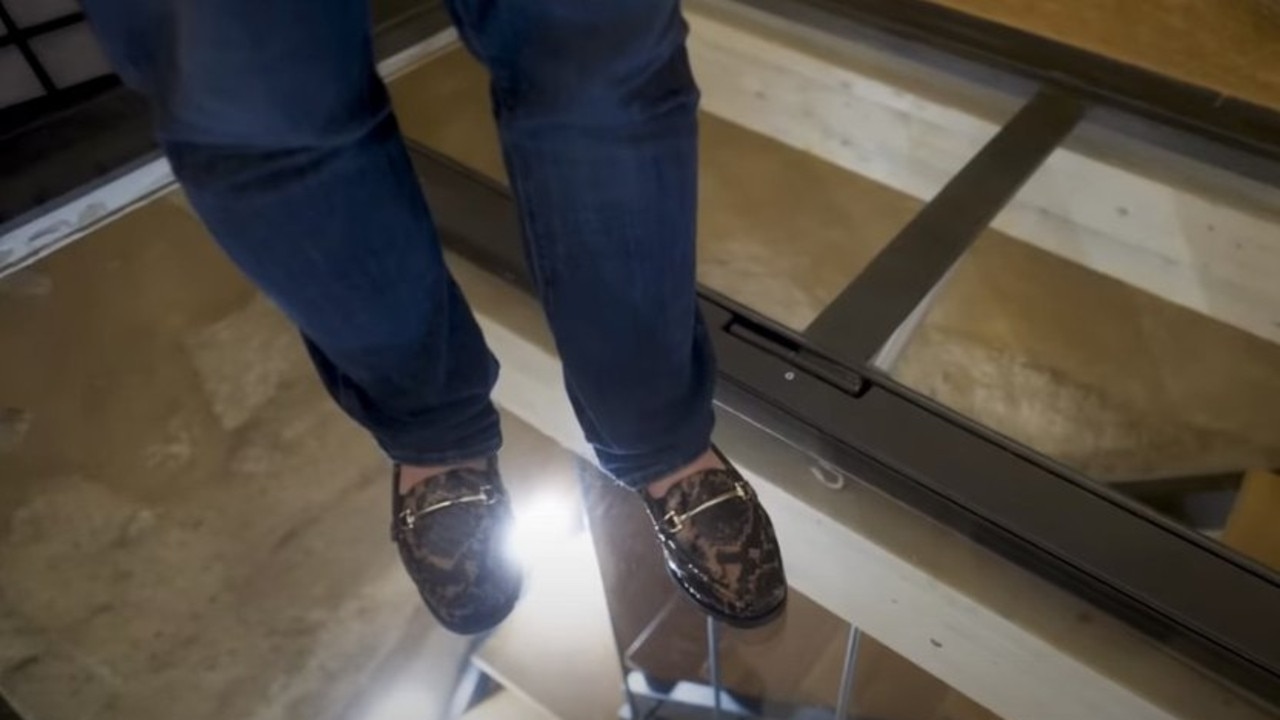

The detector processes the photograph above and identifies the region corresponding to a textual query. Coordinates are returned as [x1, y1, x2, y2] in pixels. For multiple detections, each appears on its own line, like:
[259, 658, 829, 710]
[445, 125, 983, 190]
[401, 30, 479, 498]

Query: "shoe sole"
[666, 565, 788, 629]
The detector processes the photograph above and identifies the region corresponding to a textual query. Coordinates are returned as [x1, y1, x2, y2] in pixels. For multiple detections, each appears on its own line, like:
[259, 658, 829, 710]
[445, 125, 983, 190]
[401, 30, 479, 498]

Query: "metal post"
[833, 626, 862, 719]
[707, 616, 723, 719]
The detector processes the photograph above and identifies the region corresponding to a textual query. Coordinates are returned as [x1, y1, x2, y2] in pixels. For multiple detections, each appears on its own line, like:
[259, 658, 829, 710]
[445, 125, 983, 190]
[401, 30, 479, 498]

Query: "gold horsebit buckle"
[661, 480, 751, 534]
[398, 485, 498, 531]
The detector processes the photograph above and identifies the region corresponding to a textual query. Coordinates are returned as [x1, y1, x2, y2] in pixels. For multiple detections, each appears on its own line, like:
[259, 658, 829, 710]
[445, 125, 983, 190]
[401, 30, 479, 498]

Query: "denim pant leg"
[83, 0, 502, 465]
[450, 0, 716, 488]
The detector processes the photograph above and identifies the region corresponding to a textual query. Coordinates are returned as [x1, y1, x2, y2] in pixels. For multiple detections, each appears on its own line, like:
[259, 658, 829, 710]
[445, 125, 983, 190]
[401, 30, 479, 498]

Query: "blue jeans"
[83, 0, 715, 488]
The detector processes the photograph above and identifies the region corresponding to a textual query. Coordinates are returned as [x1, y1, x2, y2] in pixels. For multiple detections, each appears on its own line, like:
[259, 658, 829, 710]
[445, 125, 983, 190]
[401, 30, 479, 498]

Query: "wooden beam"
[459, 690, 558, 720]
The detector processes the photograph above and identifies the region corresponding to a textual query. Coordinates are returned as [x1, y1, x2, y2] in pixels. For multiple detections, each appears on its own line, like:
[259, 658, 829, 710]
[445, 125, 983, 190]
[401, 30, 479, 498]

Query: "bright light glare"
[505, 492, 578, 567]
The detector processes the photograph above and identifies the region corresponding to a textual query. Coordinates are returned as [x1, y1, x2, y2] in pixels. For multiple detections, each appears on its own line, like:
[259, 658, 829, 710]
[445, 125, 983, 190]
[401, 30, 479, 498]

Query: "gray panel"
[30, 23, 110, 88]
[4, 0, 81, 28]
[0, 46, 43, 107]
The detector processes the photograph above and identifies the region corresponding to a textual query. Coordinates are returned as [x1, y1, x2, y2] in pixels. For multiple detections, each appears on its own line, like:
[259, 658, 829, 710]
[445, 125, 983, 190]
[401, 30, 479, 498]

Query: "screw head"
[784, 371, 796, 381]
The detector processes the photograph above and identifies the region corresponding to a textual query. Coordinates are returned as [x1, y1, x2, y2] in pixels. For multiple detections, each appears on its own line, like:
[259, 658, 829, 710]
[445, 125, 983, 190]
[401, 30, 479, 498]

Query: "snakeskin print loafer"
[642, 451, 787, 628]
[391, 457, 522, 635]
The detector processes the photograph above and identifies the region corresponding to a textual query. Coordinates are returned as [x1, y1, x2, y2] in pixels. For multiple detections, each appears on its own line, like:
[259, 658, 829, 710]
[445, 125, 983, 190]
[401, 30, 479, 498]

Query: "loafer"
[391, 457, 522, 635]
[642, 451, 787, 628]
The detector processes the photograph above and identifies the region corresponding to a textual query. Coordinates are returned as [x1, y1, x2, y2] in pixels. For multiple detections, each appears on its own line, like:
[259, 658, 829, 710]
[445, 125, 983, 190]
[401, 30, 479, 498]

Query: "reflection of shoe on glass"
[390, 457, 522, 635]
[642, 449, 788, 628]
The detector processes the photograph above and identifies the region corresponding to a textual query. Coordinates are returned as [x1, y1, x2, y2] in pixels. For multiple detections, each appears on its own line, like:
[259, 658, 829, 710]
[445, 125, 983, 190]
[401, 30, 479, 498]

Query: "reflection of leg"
[84, 0, 501, 465]
[448, 0, 787, 626]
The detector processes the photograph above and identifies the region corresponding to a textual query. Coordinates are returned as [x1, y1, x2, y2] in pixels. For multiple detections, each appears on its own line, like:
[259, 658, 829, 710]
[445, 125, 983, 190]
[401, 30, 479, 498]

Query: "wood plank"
[919, 0, 1280, 114]
[1223, 470, 1280, 570]
[685, 1, 1280, 347]
[460, 690, 558, 720]
[790, 622, 1002, 720]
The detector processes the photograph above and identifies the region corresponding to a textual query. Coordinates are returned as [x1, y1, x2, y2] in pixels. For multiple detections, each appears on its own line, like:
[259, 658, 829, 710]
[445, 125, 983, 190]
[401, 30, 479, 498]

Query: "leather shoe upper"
[642, 462, 787, 627]
[391, 458, 521, 635]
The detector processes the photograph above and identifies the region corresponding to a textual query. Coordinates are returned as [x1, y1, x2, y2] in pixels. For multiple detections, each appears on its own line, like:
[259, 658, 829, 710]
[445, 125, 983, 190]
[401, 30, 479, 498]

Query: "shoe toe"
[392, 461, 522, 635]
[645, 465, 788, 627]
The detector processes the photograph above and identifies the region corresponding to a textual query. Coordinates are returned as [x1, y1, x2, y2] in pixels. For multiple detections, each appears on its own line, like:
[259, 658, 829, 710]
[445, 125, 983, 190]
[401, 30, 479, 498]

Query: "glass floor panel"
[4, 14, 1277, 720]
[879, 116, 1280, 575]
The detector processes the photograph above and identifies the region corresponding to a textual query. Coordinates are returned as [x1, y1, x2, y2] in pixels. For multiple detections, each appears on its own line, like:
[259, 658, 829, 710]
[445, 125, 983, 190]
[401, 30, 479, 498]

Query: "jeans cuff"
[608, 439, 713, 491]
[380, 435, 503, 467]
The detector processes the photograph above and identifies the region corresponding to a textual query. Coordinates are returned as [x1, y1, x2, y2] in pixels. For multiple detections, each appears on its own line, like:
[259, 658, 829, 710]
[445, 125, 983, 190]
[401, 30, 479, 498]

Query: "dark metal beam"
[0, 690, 24, 720]
[371, 1, 451, 62]
[0, 11, 85, 49]
[803, 90, 1084, 364]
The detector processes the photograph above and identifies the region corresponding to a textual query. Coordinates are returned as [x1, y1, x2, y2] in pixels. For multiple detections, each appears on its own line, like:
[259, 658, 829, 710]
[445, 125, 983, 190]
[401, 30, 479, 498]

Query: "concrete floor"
[0, 194, 618, 719]
[919, 0, 1280, 112]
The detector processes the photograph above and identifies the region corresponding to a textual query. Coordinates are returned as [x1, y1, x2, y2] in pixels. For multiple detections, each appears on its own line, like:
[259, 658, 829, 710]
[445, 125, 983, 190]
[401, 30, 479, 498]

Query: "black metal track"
[714, 305, 1280, 698]
[0, 85, 156, 233]
[371, 1, 451, 63]
[804, 89, 1084, 363]
[0, 10, 85, 49]
[403, 140, 1280, 706]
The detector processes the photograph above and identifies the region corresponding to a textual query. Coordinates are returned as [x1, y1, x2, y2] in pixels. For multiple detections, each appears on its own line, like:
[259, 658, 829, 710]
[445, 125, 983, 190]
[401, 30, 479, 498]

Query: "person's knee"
[154, 69, 386, 147]
[86, 0, 386, 148]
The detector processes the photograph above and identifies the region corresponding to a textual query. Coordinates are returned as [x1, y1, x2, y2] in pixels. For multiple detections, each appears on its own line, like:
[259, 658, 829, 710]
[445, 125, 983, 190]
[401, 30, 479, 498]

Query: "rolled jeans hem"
[379, 435, 503, 467]
[605, 435, 713, 491]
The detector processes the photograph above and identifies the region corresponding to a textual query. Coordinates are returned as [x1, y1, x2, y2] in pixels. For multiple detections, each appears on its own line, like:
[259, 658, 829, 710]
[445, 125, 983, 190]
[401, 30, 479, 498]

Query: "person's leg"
[82, 0, 501, 466]
[448, 0, 786, 625]
[446, 0, 713, 488]
[83, 0, 520, 634]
